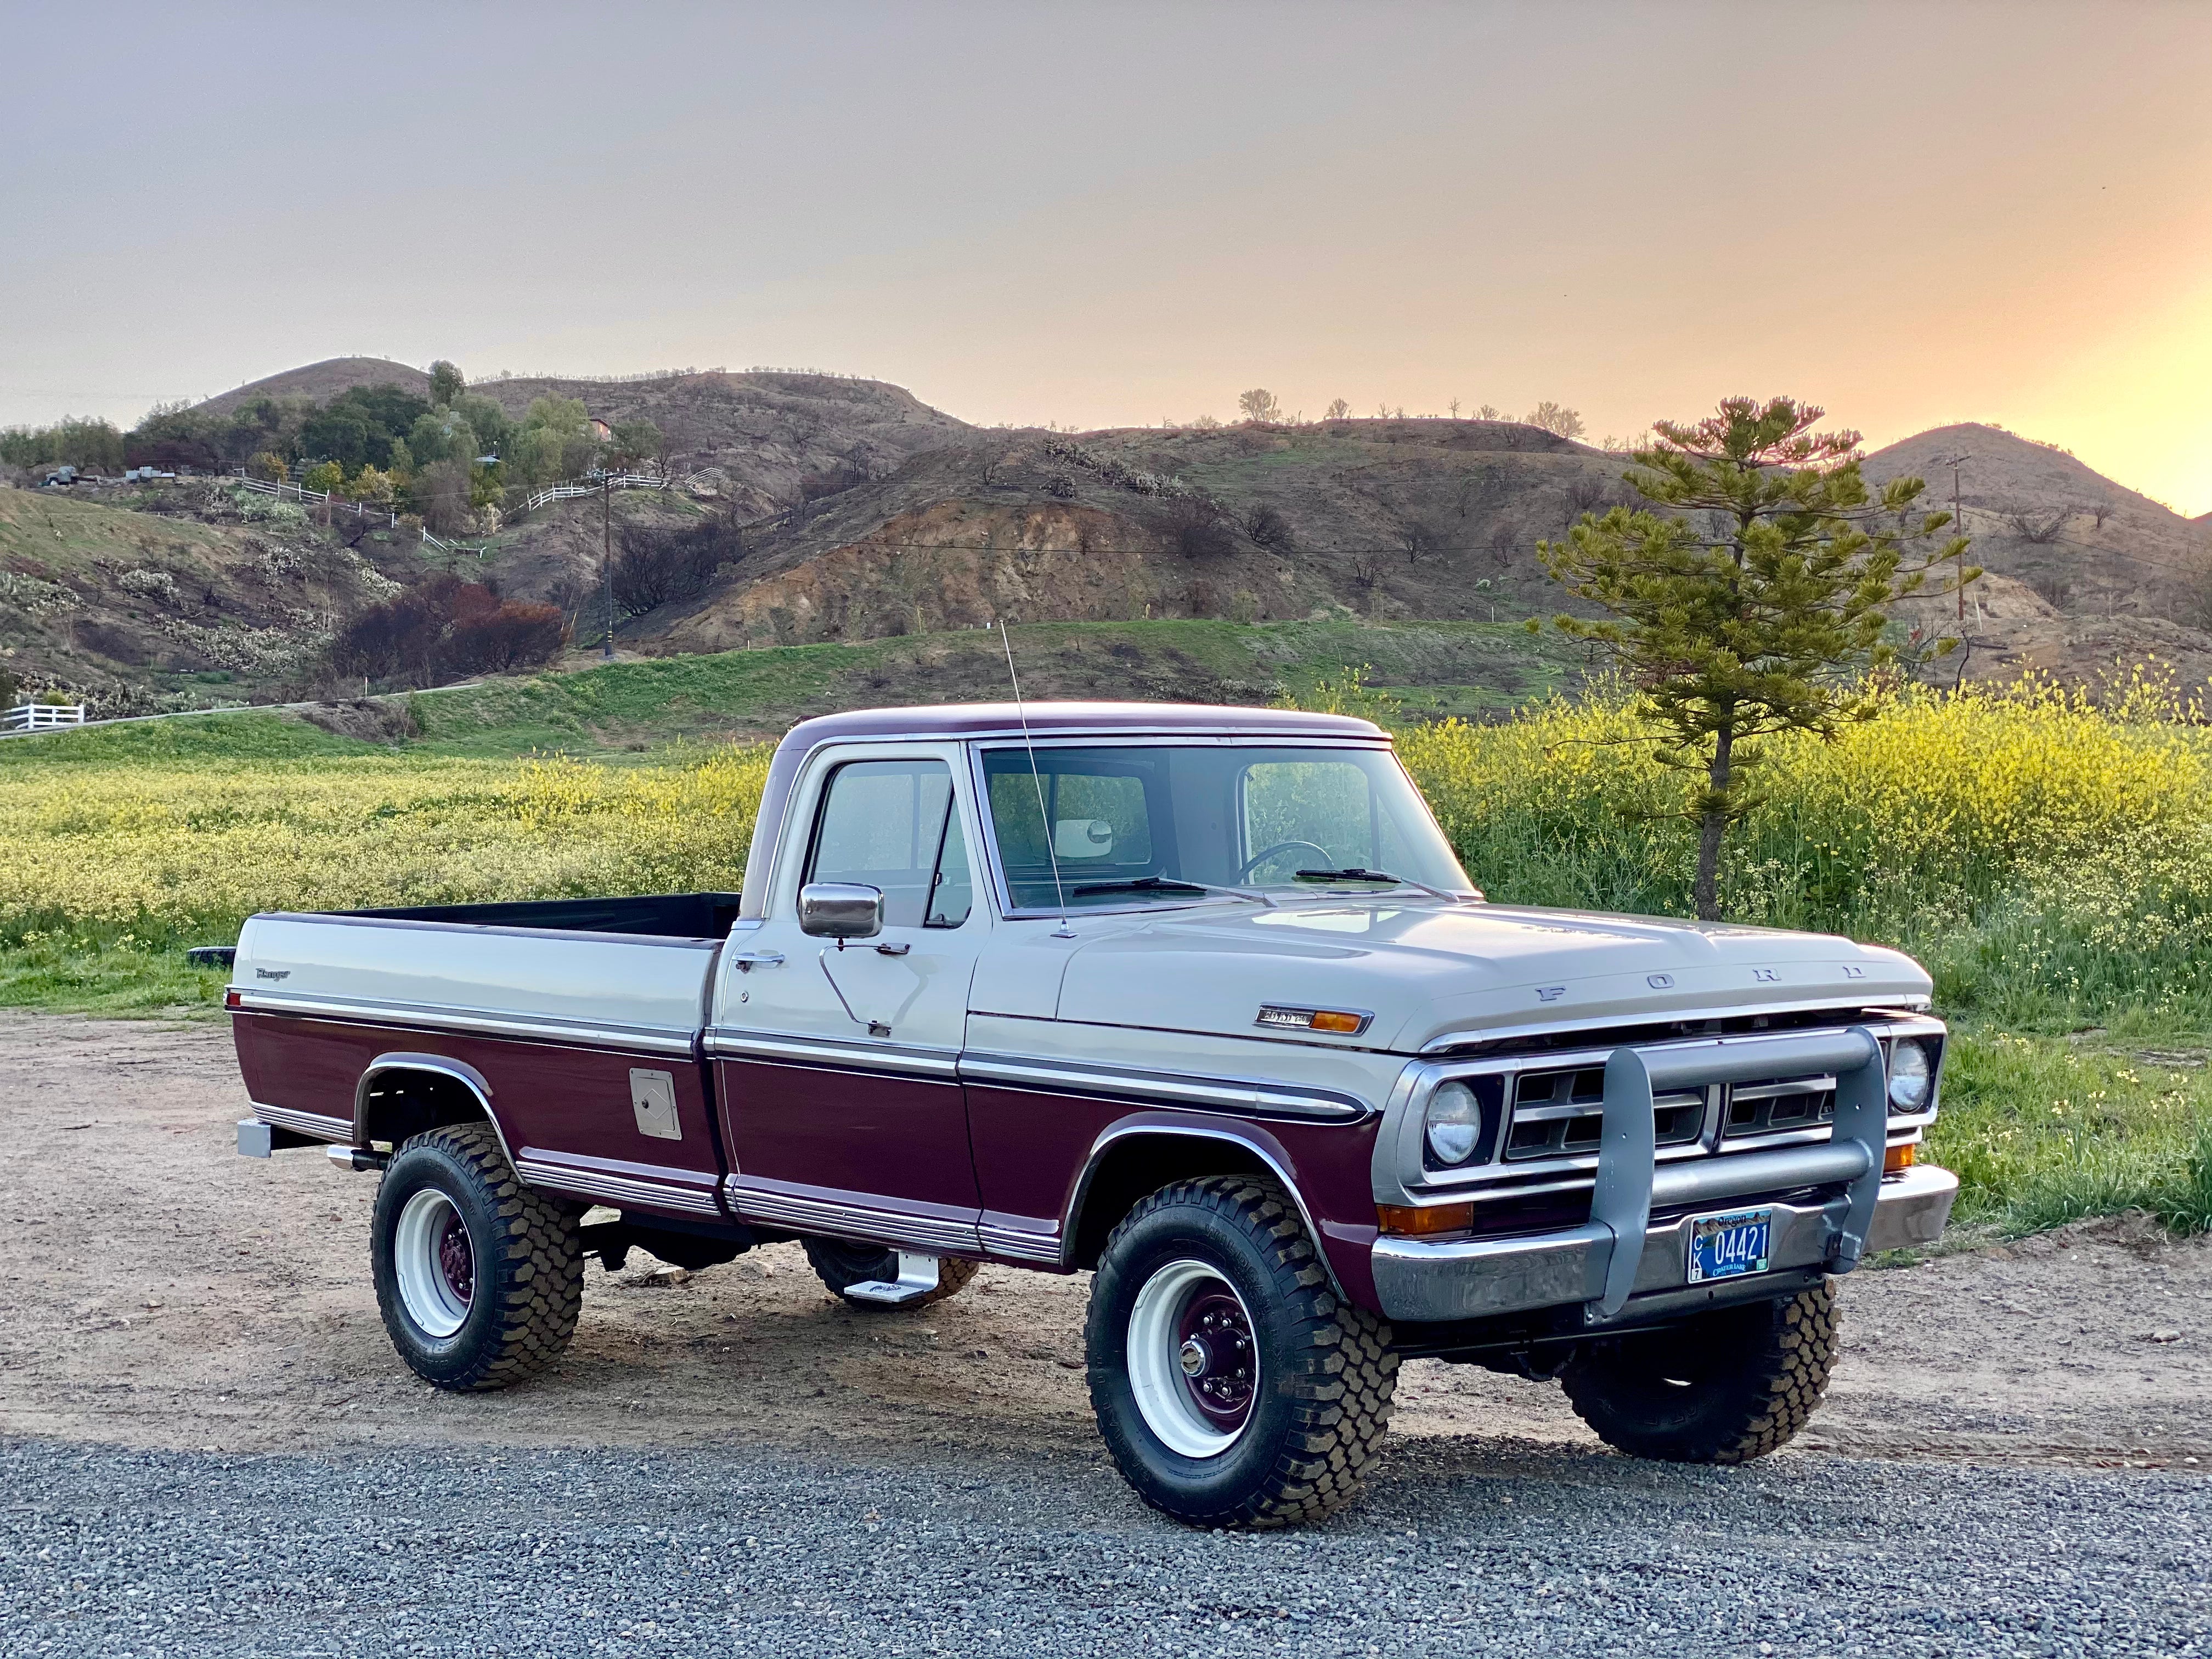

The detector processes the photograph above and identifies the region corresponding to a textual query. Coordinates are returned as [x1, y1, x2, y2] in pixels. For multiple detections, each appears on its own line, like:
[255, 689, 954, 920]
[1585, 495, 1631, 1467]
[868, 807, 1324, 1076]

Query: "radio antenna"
[1000, 619, 1074, 937]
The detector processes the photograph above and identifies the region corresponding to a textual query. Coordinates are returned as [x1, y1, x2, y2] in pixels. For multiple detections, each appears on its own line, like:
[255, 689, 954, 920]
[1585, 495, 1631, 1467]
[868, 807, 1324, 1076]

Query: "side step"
[843, 1251, 942, 1306]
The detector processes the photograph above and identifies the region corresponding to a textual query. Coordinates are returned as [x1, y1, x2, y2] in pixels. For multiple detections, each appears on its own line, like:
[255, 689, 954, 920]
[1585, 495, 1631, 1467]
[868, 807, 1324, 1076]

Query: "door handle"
[729, 950, 786, 972]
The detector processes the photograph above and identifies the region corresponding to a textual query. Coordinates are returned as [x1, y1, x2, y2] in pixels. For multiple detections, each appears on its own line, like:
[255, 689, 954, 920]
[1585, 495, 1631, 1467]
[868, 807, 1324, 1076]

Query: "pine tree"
[1533, 396, 1975, 919]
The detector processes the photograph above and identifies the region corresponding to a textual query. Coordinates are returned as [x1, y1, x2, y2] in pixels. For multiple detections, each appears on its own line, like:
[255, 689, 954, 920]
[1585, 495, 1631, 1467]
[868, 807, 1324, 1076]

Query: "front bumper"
[1372, 1162, 1958, 1324]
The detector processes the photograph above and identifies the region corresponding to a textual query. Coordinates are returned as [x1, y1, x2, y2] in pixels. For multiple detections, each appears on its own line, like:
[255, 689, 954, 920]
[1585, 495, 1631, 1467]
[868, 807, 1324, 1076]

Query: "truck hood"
[1051, 899, 1931, 1053]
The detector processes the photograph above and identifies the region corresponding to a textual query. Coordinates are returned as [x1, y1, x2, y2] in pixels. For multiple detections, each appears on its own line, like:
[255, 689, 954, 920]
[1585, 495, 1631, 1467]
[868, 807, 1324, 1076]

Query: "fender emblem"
[256, 968, 291, 981]
[1752, 968, 1779, 982]
[1646, 973, 1674, 989]
[1536, 985, 1566, 1003]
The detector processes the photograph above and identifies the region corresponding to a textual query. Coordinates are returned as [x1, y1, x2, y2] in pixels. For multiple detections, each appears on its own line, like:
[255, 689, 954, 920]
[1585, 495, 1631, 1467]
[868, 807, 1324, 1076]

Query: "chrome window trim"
[958, 1050, 1372, 1122]
[1375, 1017, 1946, 1205]
[232, 988, 698, 1057]
[961, 735, 1468, 924]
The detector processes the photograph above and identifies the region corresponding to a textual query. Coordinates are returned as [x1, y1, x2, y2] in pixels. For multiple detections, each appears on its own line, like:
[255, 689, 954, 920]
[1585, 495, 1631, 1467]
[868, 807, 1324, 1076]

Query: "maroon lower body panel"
[964, 1084, 1385, 1314]
[232, 1011, 726, 1221]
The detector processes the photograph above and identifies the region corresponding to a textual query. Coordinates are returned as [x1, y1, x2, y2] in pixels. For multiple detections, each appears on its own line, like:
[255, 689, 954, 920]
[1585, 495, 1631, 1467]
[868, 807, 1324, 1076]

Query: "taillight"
[223, 988, 242, 1010]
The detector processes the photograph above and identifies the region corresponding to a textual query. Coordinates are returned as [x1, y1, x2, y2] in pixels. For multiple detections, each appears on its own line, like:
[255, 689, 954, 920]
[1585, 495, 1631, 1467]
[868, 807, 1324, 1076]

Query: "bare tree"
[1448, 398, 1461, 419]
[2006, 506, 2070, 544]
[1324, 398, 1350, 421]
[1167, 497, 1237, 560]
[1237, 388, 1284, 424]
[1348, 554, 1380, 591]
[1244, 503, 1293, 551]
[1524, 401, 1587, 441]
[1476, 404, 1500, 420]
[1395, 523, 1435, 566]
[974, 437, 1013, 487]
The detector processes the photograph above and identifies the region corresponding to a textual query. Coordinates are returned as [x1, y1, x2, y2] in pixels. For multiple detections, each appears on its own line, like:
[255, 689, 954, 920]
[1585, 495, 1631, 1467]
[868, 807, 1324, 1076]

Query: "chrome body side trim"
[703, 1027, 960, 1081]
[724, 1178, 984, 1254]
[1370, 1165, 1958, 1324]
[251, 1101, 353, 1143]
[515, 1158, 723, 1217]
[960, 1051, 1370, 1122]
[977, 1222, 1064, 1264]
[234, 988, 699, 1056]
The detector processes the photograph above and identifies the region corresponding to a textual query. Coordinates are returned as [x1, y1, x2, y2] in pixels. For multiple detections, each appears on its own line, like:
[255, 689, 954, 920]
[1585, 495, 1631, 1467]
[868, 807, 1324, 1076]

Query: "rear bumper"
[1370, 1163, 1958, 1324]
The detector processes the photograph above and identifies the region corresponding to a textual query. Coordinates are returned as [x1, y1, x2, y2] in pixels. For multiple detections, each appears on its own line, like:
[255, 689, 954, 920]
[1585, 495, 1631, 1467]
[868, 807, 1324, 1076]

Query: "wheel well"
[1067, 1134, 1275, 1269]
[358, 1068, 492, 1148]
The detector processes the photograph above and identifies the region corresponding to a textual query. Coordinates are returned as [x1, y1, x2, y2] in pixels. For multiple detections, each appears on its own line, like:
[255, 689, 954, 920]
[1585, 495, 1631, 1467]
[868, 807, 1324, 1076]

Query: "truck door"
[709, 745, 986, 1252]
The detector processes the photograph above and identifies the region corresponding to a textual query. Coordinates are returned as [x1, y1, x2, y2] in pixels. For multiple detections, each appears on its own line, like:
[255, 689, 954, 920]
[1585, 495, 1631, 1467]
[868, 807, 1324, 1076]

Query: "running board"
[843, 1252, 941, 1305]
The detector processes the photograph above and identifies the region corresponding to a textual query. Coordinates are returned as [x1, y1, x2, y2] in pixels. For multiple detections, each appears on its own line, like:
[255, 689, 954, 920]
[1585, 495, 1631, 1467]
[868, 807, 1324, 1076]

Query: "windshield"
[979, 743, 1472, 912]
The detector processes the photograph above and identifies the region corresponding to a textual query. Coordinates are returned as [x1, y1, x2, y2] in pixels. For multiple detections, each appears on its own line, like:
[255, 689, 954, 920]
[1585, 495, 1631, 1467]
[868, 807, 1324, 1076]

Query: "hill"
[1868, 423, 2212, 686]
[195, 357, 430, 416]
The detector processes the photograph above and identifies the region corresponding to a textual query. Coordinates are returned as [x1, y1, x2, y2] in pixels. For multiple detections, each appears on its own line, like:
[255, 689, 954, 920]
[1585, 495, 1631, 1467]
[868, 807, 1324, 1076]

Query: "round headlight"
[1887, 1039, 1934, 1111]
[1425, 1080, 1485, 1165]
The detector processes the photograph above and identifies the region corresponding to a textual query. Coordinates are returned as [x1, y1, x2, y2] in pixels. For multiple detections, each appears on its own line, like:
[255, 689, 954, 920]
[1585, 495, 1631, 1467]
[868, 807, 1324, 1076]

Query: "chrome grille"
[1503, 1065, 1705, 1161]
[1723, 1076, 1836, 1139]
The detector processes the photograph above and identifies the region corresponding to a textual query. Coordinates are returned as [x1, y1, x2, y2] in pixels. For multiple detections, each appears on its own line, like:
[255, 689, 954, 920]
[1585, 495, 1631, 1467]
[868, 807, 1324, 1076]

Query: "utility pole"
[1938, 453, 1972, 622]
[601, 471, 614, 658]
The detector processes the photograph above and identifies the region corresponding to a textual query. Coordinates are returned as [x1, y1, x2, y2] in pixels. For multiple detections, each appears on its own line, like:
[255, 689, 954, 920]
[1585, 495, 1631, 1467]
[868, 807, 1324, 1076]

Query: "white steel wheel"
[1126, 1258, 1260, 1458]
[392, 1187, 475, 1338]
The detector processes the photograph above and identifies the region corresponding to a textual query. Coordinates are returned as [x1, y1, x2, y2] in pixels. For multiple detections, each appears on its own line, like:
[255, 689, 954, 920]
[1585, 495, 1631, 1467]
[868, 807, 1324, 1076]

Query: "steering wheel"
[1235, 840, 1333, 883]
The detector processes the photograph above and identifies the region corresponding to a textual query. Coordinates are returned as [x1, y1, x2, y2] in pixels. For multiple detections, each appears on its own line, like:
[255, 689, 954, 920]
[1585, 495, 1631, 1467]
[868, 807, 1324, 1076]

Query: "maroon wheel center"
[1175, 1289, 1255, 1428]
[436, 1210, 475, 1307]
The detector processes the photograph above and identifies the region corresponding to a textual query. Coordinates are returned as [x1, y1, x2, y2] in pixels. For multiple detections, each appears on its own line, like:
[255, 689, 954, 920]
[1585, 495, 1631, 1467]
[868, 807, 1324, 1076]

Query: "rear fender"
[354, 1053, 517, 1169]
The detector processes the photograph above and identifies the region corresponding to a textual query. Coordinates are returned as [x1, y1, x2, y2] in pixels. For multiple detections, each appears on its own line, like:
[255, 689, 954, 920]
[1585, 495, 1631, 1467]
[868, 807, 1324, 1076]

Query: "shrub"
[1244, 503, 1293, 551]
[333, 575, 567, 687]
[1167, 498, 1237, 560]
[612, 512, 743, 616]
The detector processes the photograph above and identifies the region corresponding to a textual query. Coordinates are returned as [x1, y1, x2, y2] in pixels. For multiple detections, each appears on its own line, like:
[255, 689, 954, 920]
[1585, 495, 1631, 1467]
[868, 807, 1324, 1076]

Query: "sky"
[3, 1, 2208, 514]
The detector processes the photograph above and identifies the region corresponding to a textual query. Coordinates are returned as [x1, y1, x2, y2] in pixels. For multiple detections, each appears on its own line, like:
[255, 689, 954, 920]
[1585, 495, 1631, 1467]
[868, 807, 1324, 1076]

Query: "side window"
[806, 759, 963, 929]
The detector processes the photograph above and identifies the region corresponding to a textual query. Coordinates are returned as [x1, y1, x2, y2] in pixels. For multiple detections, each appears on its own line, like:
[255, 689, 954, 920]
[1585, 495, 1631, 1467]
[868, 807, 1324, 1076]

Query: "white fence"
[520, 471, 667, 515]
[232, 473, 398, 524]
[4, 703, 86, 732]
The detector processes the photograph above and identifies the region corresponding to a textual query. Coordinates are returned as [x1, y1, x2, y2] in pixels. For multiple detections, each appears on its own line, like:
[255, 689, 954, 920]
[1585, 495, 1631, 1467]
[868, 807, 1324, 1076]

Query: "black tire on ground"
[1561, 1279, 1840, 1463]
[1085, 1175, 1396, 1528]
[369, 1122, 584, 1391]
[802, 1237, 981, 1308]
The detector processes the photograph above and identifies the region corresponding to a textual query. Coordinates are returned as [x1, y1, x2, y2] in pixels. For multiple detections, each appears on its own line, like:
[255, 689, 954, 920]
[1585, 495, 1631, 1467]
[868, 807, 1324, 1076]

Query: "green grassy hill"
[2, 618, 1577, 764]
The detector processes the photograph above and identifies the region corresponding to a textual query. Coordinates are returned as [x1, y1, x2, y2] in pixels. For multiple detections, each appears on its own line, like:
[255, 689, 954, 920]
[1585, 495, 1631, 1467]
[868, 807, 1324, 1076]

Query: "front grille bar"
[1587, 1027, 1888, 1320]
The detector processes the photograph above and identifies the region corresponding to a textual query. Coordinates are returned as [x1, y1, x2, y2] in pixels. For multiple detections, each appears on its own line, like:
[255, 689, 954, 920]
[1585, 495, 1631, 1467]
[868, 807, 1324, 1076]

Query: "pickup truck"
[229, 700, 1956, 1526]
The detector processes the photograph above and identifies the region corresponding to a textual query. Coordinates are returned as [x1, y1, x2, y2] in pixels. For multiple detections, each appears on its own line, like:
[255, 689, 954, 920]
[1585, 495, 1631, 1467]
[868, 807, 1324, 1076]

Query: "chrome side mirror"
[798, 883, 884, 940]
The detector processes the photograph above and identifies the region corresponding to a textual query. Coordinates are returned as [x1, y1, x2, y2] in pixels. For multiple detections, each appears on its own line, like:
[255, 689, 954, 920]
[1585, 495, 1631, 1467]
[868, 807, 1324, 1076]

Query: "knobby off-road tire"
[1086, 1175, 1397, 1528]
[370, 1122, 584, 1391]
[803, 1238, 980, 1308]
[1561, 1279, 1839, 1463]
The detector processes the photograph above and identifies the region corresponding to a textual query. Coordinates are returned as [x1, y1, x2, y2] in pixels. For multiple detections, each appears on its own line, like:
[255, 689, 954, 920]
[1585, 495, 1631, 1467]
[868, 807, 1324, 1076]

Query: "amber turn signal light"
[1884, 1142, 1916, 1174]
[1310, 1010, 1364, 1034]
[1376, 1201, 1476, 1237]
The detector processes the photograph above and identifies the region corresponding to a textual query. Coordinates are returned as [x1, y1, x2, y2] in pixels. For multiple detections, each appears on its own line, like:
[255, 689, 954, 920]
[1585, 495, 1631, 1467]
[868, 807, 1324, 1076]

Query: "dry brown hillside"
[195, 357, 430, 416]
[1867, 424, 2212, 686]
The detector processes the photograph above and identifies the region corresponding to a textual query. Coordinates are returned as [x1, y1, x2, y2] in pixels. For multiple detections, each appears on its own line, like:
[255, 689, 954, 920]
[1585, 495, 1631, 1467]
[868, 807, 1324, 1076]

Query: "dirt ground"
[3, 1011, 2206, 1475]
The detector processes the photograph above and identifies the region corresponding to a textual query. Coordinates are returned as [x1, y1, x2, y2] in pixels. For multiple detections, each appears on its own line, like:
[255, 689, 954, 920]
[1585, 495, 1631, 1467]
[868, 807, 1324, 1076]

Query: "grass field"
[3, 652, 2207, 1238]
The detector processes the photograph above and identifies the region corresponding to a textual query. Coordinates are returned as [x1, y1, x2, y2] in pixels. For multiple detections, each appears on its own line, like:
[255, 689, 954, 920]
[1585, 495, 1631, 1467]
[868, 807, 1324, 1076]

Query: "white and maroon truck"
[229, 701, 1955, 1526]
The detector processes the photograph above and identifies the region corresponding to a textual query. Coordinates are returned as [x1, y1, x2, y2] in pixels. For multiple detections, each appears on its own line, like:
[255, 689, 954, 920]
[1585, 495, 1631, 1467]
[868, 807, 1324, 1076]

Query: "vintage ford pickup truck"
[229, 701, 1955, 1526]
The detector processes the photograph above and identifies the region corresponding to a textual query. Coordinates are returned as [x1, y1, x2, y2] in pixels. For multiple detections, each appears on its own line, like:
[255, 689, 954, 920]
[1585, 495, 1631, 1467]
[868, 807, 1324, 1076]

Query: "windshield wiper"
[1294, 867, 1477, 903]
[1070, 874, 1277, 907]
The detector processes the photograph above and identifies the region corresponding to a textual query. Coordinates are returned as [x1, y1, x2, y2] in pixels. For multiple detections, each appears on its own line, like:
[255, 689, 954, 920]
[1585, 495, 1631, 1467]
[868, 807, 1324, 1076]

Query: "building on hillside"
[589, 417, 613, 442]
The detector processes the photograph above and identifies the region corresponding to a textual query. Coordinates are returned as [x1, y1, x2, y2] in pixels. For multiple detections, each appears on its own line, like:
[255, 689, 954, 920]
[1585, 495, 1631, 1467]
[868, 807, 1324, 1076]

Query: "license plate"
[1686, 1206, 1774, 1284]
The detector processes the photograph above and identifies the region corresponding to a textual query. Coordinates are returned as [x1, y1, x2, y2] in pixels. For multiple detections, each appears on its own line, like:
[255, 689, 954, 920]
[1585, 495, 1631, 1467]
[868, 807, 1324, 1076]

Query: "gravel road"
[4, 1010, 2209, 1656]
[5, 1435, 2207, 1657]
